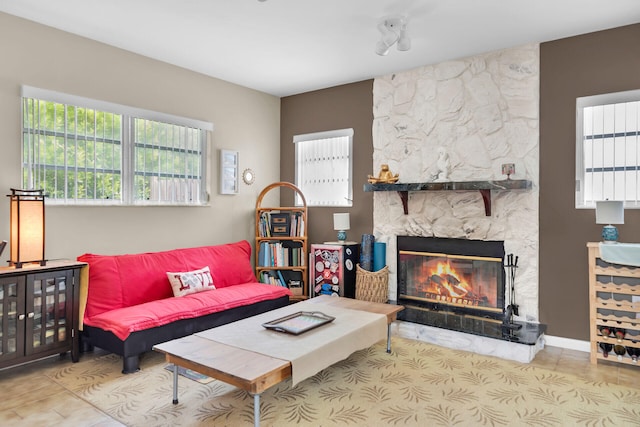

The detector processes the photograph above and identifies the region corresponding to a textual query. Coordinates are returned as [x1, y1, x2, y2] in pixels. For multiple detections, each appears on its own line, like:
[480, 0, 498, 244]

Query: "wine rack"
[588, 242, 640, 367]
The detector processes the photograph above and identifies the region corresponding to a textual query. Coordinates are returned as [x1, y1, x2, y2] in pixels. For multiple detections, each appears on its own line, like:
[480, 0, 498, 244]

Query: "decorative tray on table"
[262, 311, 335, 335]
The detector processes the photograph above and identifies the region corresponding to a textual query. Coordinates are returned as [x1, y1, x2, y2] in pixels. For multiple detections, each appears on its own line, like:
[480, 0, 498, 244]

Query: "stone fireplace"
[371, 44, 542, 361]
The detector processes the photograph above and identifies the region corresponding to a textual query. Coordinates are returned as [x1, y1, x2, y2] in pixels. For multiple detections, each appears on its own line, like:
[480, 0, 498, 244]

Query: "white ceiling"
[1, 0, 639, 97]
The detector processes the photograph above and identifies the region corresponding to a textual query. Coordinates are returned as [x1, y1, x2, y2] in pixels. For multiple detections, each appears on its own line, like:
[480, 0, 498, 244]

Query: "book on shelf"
[259, 271, 283, 286]
[258, 270, 302, 289]
[258, 241, 269, 267]
[283, 240, 304, 266]
[257, 240, 304, 267]
[297, 213, 305, 236]
[289, 211, 305, 237]
[276, 270, 287, 287]
[259, 213, 271, 237]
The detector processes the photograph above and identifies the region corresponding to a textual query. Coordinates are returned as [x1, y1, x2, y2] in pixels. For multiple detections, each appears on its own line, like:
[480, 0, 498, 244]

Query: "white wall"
[0, 13, 280, 259]
[372, 44, 540, 321]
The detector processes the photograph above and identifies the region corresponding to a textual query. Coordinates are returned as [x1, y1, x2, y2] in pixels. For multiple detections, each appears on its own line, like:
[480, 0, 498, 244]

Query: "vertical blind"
[579, 97, 640, 208]
[294, 129, 353, 207]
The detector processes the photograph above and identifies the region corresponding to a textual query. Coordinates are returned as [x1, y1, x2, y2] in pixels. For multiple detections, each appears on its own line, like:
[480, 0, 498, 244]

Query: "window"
[576, 89, 640, 208]
[294, 129, 353, 207]
[21, 86, 213, 205]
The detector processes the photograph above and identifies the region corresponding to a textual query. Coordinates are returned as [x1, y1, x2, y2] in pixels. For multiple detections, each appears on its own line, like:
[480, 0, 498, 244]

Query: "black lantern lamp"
[8, 188, 46, 268]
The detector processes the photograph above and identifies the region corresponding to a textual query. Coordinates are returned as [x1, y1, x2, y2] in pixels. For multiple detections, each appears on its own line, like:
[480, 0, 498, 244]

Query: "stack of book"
[258, 241, 304, 267]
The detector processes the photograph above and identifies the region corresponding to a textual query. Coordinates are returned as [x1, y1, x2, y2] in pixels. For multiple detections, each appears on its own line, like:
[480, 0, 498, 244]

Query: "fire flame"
[418, 261, 476, 303]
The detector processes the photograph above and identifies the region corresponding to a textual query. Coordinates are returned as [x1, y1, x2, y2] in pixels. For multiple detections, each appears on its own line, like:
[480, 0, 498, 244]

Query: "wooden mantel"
[363, 179, 532, 216]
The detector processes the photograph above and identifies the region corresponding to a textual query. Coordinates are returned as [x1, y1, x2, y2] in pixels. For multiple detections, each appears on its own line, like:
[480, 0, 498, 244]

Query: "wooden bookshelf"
[255, 182, 308, 301]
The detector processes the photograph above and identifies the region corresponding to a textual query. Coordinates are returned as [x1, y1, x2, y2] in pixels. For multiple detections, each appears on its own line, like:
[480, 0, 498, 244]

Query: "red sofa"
[77, 240, 291, 373]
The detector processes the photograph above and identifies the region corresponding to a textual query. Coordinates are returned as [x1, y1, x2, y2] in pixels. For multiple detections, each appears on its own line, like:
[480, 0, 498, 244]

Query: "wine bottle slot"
[599, 342, 613, 358]
[626, 346, 640, 363]
[598, 325, 611, 339]
[613, 344, 627, 361]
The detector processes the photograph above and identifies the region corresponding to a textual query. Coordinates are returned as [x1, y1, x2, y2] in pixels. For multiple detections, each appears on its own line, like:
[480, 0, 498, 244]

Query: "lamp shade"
[595, 201, 624, 224]
[397, 30, 411, 51]
[8, 188, 46, 268]
[333, 213, 350, 231]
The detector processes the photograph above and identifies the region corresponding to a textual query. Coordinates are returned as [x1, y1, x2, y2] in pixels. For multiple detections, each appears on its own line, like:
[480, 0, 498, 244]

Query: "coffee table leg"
[172, 364, 179, 404]
[386, 324, 392, 353]
[253, 393, 261, 427]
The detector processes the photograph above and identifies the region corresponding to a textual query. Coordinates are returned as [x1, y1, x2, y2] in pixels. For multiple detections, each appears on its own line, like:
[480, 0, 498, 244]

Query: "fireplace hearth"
[396, 236, 545, 345]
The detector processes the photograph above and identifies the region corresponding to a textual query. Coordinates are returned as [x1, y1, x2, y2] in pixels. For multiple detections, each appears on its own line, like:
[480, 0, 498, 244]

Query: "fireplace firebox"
[397, 236, 505, 320]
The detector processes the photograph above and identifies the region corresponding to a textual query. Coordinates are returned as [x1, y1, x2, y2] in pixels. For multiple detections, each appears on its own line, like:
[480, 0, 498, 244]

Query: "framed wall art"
[219, 149, 239, 194]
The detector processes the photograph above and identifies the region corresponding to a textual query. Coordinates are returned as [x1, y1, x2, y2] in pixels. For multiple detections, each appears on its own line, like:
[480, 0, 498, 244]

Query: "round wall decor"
[242, 168, 255, 185]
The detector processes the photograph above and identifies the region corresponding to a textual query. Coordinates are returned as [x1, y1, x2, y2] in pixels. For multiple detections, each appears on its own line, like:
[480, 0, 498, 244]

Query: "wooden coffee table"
[153, 296, 403, 427]
[306, 295, 404, 352]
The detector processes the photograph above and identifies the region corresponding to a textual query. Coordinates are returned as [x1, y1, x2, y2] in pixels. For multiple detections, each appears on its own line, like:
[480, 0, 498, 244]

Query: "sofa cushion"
[167, 266, 215, 297]
[83, 282, 292, 340]
[78, 240, 258, 319]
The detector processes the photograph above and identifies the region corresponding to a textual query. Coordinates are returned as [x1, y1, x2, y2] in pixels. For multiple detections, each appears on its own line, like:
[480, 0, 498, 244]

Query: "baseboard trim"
[544, 335, 590, 353]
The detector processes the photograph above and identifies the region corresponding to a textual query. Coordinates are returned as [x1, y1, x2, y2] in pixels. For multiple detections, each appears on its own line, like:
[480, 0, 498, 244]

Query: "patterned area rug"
[49, 337, 640, 426]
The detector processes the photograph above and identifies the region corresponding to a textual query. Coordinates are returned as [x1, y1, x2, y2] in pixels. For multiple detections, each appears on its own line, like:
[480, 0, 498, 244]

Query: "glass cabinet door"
[0, 276, 26, 364]
[26, 270, 73, 356]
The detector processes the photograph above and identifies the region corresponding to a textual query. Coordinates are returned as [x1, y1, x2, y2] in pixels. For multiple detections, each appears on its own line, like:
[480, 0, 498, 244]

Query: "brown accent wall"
[281, 23, 640, 342]
[540, 23, 640, 340]
[280, 81, 374, 246]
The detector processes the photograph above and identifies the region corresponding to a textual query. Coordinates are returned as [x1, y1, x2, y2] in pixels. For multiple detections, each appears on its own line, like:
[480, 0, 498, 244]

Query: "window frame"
[575, 88, 640, 209]
[21, 86, 213, 206]
[293, 128, 354, 207]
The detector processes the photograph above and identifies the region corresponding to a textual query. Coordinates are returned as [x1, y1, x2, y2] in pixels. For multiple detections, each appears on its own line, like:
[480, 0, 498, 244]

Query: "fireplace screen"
[397, 236, 505, 319]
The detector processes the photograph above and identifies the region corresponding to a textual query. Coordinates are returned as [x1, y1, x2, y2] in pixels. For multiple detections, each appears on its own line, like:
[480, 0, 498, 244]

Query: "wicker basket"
[355, 264, 389, 303]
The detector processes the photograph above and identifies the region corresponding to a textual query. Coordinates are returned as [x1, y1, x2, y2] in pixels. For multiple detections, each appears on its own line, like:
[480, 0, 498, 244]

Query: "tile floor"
[529, 343, 639, 388]
[0, 343, 638, 427]
[0, 348, 124, 427]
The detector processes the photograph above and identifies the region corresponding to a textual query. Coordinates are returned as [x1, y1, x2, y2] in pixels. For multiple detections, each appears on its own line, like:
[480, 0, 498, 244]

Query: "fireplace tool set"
[503, 253, 522, 331]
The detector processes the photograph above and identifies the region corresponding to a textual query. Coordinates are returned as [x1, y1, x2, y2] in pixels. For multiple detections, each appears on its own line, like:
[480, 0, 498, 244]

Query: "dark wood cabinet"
[0, 260, 84, 369]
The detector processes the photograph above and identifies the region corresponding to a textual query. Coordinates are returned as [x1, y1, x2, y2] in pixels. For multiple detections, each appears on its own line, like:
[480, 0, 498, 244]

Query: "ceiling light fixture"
[375, 16, 411, 56]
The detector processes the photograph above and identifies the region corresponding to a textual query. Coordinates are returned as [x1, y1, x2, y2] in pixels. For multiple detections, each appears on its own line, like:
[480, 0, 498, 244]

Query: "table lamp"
[596, 200, 624, 243]
[8, 188, 46, 267]
[333, 213, 350, 243]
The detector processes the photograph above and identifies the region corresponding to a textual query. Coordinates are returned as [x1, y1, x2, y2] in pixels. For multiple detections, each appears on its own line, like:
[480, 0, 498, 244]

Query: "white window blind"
[21, 86, 212, 206]
[131, 118, 205, 204]
[576, 89, 640, 208]
[294, 129, 353, 207]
